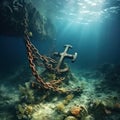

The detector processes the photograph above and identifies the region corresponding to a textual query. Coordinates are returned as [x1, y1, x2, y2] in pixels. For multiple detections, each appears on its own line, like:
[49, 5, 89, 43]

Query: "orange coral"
[70, 106, 81, 116]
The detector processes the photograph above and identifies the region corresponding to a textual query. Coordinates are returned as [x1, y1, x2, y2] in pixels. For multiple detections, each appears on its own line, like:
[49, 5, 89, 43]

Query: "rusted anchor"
[54, 44, 77, 73]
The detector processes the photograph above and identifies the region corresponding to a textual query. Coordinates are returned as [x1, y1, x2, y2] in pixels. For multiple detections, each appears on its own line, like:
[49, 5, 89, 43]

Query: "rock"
[0, 0, 55, 40]
[84, 115, 94, 120]
[64, 116, 78, 120]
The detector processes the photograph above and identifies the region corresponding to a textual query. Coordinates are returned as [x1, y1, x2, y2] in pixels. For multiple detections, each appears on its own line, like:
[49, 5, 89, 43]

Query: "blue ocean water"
[0, 18, 120, 73]
[0, 0, 120, 73]
[0, 0, 120, 120]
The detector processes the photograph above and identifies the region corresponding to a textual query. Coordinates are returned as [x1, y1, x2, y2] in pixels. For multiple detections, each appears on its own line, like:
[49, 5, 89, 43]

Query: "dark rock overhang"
[0, 0, 55, 40]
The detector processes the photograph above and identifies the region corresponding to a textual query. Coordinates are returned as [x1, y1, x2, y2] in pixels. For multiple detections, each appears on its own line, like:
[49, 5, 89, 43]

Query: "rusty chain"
[23, 6, 66, 93]
[23, 5, 81, 94]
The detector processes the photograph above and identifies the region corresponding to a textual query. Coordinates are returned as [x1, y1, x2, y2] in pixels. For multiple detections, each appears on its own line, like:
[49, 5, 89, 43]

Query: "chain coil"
[23, 4, 81, 94]
[23, 5, 66, 93]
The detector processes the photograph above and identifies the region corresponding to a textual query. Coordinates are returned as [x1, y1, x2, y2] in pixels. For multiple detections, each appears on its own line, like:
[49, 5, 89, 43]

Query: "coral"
[45, 73, 56, 81]
[65, 94, 74, 102]
[16, 103, 33, 119]
[70, 106, 82, 117]
[19, 82, 35, 103]
[25, 105, 33, 114]
[70, 105, 88, 119]
[56, 102, 65, 112]
[56, 94, 75, 113]
[62, 94, 74, 105]
[31, 103, 56, 120]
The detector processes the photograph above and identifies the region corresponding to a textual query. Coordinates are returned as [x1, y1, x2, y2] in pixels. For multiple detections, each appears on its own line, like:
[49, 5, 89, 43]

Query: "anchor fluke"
[72, 52, 78, 62]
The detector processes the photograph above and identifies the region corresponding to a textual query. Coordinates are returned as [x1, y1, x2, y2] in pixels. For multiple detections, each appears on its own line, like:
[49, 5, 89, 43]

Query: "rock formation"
[0, 0, 55, 40]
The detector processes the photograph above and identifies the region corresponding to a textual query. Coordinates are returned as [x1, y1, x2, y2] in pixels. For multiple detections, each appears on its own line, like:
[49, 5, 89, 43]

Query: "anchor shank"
[56, 53, 65, 70]
[56, 46, 71, 71]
